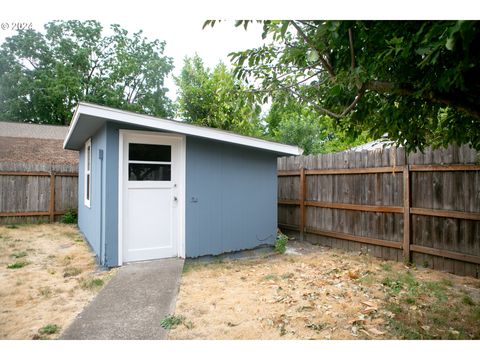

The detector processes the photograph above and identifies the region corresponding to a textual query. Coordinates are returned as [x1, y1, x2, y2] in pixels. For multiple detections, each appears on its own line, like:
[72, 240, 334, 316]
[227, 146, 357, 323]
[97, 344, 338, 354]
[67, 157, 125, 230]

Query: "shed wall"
[78, 125, 107, 263]
[185, 137, 278, 257]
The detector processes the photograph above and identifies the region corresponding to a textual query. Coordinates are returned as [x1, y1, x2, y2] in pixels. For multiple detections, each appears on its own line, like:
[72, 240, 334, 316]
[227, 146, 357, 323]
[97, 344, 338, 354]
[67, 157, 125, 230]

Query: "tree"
[174, 55, 262, 136]
[265, 94, 371, 154]
[206, 20, 480, 151]
[0, 20, 174, 125]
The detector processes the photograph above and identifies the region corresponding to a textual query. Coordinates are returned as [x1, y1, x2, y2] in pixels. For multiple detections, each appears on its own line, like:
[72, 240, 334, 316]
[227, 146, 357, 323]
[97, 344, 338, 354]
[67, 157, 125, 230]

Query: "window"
[128, 143, 171, 181]
[84, 138, 92, 207]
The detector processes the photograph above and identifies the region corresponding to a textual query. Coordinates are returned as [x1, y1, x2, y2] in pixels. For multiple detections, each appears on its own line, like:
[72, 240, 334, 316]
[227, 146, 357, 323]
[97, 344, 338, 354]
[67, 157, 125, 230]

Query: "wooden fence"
[278, 144, 480, 278]
[0, 162, 78, 224]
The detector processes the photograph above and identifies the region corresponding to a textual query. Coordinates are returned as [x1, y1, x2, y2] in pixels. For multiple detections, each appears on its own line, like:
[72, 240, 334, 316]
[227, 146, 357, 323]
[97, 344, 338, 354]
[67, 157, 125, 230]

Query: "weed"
[62, 255, 73, 266]
[424, 281, 448, 302]
[306, 322, 327, 331]
[11, 251, 27, 258]
[63, 267, 82, 278]
[7, 261, 28, 269]
[160, 314, 187, 330]
[6, 224, 18, 229]
[382, 277, 403, 294]
[38, 287, 52, 298]
[281, 272, 294, 280]
[439, 278, 453, 287]
[358, 274, 376, 285]
[38, 324, 60, 335]
[274, 233, 288, 254]
[462, 295, 475, 306]
[405, 297, 416, 305]
[80, 278, 104, 290]
[381, 262, 393, 272]
[262, 274, 278, 281]
[62, 209, 77, 224]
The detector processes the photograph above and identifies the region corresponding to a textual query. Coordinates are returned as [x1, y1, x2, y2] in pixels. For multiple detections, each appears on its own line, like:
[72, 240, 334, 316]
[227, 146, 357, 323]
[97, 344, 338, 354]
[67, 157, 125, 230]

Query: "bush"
[275, 233, 289, 254]
[62, 209, 77, 224]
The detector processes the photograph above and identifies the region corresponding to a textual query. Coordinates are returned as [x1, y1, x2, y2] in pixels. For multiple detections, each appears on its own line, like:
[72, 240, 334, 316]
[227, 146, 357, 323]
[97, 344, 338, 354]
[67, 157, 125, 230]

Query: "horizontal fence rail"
[278, 145, 480, 278]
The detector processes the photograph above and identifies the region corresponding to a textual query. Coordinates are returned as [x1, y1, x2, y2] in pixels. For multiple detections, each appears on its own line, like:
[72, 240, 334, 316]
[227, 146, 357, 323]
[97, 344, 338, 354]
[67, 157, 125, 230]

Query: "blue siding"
[79, 123, 279, 266]
[78, 125, 107, 264]
[185, 137, 278, 257]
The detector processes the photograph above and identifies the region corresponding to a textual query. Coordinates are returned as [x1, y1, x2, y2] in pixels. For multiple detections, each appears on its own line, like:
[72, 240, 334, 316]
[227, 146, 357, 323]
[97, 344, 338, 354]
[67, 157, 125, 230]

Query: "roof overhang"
[63, 102, 303, 156]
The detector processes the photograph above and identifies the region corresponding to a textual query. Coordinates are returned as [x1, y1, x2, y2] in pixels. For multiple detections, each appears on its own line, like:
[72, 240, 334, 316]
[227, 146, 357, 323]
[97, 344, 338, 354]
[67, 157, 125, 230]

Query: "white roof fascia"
[64, 103, 303, 155]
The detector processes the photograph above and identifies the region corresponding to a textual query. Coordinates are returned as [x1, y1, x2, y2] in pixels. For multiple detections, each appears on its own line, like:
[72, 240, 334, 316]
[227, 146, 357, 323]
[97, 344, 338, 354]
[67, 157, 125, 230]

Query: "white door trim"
[117, 129, 186, 266]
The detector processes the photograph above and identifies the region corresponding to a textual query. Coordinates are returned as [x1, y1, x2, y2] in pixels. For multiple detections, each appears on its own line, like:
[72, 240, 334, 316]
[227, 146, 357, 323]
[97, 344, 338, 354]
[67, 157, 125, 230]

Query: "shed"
[63, 103, 302, 266]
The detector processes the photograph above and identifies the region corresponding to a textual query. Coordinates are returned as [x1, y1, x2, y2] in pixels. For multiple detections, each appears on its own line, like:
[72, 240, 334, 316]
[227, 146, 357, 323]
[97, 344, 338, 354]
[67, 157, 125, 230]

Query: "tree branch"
[291, 21, 335, 78]
[348, 28, 355, 70]
[365, 80, 480, 119]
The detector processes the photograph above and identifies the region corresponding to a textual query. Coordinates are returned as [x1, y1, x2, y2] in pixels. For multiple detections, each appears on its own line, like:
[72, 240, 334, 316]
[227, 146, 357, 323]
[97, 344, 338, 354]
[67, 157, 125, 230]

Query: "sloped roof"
[0, 136, 78, 165]
[63, 102, 303, 156]
[345, 135, 397, 152]
[0, 121, 69, 140]
[0, 122, 78, 165]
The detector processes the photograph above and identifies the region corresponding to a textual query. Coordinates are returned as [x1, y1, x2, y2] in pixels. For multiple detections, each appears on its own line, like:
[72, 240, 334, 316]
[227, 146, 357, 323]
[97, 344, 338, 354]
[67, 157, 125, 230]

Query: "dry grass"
[169, 241, 480, 340]
[0, 223, 116, 339]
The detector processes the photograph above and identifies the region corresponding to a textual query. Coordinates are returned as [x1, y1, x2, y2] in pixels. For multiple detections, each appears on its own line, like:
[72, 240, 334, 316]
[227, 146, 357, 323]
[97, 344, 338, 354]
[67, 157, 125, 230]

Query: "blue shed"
[63, 103, 302, 267]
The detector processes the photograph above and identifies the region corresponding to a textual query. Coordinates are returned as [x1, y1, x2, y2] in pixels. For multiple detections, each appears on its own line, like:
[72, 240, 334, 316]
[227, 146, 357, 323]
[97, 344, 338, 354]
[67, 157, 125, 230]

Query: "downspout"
[98, 149, 104, 266]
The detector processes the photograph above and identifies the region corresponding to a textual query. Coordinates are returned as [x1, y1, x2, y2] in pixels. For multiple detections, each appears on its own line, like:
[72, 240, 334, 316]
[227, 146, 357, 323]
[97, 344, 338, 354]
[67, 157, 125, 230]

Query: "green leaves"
[174, 55, 262, 137]
[224, 20, 480, 152]
[0, 20, 174, 124]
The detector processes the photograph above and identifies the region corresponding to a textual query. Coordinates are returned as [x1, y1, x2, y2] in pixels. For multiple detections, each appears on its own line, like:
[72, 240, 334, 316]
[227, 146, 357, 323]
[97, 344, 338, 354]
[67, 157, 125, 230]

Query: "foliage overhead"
[0, 20, 174, 125]
[174, 54, 262, 137]
[205, 20, 480, 152]
[265, 93, 372, 154]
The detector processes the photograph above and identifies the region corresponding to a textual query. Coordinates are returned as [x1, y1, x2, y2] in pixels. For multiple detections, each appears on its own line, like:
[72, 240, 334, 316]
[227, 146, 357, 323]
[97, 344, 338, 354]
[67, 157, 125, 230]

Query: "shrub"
[275, 233, 289, 254]
[62, 209, 78, 224]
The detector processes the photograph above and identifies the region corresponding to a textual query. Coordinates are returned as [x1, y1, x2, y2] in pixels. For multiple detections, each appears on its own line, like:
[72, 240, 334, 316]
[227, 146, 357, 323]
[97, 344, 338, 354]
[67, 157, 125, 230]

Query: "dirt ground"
[0, 223, 116, 339]
[170, 241, 480, 340]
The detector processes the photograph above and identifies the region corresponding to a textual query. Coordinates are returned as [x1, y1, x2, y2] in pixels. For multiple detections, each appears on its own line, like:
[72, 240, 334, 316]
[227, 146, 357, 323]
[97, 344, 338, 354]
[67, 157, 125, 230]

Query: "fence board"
[278, 144, 480, 278]
[0, 162, 78, 224]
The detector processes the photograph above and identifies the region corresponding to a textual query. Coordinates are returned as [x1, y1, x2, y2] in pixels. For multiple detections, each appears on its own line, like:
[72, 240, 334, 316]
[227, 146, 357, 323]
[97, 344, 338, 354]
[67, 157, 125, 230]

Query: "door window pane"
[129, 143, 171, 162]
[128, 163, 171, 181]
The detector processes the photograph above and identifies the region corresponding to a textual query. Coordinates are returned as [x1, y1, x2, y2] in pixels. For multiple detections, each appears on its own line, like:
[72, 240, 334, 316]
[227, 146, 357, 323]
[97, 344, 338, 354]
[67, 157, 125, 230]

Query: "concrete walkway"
[61, 258, 184, 340]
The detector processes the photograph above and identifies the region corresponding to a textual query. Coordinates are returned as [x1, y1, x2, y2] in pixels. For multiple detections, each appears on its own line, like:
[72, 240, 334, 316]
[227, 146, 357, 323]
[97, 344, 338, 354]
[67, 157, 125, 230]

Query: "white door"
[121, 132, 183, 263]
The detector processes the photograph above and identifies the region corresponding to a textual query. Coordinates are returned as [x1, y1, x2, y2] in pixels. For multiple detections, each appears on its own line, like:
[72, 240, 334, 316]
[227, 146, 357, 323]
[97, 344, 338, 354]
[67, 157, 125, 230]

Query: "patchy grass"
[80, 278, 104, 290]
[39, 324, 60, 335]
[11, 251, 27, 258]
[7, 261, 28, 269]
[0, 223, 117, 339]
[63, 266, 82, 278]
[160, 314, 193, 330]
[170, 241, 480, 340]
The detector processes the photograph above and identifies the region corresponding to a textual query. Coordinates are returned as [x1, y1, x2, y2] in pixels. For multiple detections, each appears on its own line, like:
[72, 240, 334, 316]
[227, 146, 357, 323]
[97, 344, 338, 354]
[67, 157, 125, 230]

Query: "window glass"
[87, 145, 91, 171]
[128, 164, 171, 181]
[129, 143, 171, 162]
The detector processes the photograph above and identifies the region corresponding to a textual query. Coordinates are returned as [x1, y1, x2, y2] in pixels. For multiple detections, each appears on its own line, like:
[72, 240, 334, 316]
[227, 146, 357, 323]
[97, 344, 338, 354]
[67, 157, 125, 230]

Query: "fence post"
[403, 165, 411, 263]
[49, 173, 55, 223]
[299, 167, 306, 240]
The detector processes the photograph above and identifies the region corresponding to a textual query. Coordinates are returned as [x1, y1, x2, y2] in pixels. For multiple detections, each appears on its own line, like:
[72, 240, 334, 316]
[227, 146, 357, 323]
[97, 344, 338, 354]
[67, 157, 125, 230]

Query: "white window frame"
[84, 138, 92, 208]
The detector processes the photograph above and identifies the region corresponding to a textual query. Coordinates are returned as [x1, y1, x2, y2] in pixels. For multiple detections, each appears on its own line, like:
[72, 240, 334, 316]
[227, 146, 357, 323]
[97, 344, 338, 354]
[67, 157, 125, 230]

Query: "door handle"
[173, 196, 178, 202]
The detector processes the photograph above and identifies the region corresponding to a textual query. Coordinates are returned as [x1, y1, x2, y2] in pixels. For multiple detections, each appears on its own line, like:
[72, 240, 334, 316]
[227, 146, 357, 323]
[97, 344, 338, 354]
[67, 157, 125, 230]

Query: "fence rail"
[278, 145, 480, 277]
[0, 163, 78, 224]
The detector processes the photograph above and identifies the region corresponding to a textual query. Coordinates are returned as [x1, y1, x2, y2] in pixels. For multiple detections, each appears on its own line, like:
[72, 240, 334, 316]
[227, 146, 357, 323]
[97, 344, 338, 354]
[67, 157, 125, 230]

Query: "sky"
[1, 0, 477, 103]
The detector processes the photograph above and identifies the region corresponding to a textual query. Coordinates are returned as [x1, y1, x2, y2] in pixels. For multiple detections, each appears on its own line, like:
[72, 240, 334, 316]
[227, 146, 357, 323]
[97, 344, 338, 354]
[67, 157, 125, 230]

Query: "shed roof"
[63, 102, 303, 156]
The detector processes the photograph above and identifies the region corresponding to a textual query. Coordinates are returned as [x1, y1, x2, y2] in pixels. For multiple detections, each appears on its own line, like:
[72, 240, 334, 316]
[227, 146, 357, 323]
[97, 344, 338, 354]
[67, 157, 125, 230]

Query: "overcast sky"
[1, 0, 477, 102]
